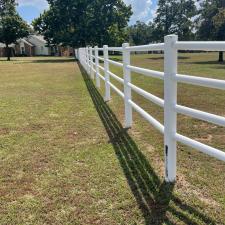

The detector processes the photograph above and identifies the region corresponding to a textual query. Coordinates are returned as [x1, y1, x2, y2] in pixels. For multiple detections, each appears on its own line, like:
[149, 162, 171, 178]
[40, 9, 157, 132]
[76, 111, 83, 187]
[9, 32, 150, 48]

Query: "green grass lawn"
[0, 55, 224, 224]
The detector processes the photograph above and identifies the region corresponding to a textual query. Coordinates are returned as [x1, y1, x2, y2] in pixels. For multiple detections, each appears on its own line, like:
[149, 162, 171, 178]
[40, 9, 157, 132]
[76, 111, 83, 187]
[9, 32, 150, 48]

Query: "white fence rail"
[76, 34, 225, 183]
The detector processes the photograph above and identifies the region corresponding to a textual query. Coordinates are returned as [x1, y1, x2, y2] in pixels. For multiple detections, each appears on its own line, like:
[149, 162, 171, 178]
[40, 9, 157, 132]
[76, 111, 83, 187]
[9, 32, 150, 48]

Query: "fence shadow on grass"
[78, 62, 216, 225]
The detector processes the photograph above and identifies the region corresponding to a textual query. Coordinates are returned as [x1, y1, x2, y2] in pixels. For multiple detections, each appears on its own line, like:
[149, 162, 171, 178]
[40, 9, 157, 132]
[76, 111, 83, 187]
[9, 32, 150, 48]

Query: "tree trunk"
[6, 44, 11, 61]
[218, 51, 223, 62]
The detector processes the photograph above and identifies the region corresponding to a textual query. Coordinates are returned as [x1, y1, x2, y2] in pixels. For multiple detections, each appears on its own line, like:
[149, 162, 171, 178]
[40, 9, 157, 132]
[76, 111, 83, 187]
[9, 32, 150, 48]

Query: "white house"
[27, 35, 50, 56]
[0, 35, 74, 57]
[16, 39, 35, 56]
[0, 35, 51, 57]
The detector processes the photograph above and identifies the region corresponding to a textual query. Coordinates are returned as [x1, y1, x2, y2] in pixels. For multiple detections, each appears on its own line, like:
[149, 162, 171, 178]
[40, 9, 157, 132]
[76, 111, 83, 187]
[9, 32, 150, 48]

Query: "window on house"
[41, 46, 44, 52]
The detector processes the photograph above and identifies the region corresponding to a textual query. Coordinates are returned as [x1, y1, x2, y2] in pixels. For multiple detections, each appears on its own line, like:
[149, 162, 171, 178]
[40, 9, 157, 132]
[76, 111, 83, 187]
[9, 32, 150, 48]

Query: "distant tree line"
[32, 0, 225, 61]
[127, 0, 225, 61]
[32, 0, 132, 48]
[0, 0, 224, 61]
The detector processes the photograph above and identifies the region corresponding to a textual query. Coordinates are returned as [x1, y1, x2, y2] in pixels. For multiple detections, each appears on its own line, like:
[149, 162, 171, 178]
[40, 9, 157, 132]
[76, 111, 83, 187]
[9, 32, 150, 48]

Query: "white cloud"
[123, 0, 157, 24]
[17, 0, 157, 24]
[17, 0, 49, 10]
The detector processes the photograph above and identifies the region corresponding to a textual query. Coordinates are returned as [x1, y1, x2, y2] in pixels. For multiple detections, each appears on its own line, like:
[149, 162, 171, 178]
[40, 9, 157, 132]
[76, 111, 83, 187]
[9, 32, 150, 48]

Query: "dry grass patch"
[0, 55, 224, 224]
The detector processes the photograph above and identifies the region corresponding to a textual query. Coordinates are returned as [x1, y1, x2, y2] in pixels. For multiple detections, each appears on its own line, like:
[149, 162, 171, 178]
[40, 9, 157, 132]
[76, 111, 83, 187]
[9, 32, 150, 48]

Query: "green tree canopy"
[127, 21, 154, 45]
[33, 0, 132, 48]
[0, 0, 15, 15]
[196, 0, 225, 61]
[153, 0, 197, 41]
[0, 1, 29, 60]
[213, 8, 225, 40]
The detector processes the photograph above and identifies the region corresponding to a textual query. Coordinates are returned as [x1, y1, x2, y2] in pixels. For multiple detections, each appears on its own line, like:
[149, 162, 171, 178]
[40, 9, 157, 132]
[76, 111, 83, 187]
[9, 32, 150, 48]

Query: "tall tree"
[0, 2, 29, 60]
[127, 21, 154, 45]
[153, 0, 197, 41]
[33, 0, 132, 48]
[0, 0, 15, 15]
[196, 0, 225, 62]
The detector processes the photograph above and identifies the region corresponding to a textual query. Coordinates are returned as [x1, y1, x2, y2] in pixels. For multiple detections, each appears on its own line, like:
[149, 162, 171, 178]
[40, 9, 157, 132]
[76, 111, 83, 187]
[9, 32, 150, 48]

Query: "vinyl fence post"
[123, 43, 132, 128]
[82, 48, 84, 66]
[83, 48, 86, 68]
[80, 49, 82, 64]
[77, 49, 79, 61]
[86, 47, 89, 72]
[95, 46, 100, 88]
[88, 47, 92, 75]
[90, 47, 94, 79]
[164, 34, 178, 183]
[103, 45, 110, 101]
[81, 48, 83, 64]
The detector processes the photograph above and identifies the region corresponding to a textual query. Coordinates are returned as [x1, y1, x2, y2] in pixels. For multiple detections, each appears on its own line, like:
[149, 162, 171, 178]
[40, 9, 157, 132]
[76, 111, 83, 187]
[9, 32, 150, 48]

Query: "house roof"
[0, 35, 47, 49]
[29, 35, 47, 44]
[19, 39, 35, 47]
[0, 43, 15, 48]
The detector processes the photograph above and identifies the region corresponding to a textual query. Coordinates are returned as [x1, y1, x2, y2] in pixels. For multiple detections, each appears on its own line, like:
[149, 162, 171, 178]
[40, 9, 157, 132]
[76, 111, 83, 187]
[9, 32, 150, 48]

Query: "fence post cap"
[122, 43, 129, 48]
[103, 45, 108, 49]
[164, 34, 178, 42]
[165, 34, 178, 37]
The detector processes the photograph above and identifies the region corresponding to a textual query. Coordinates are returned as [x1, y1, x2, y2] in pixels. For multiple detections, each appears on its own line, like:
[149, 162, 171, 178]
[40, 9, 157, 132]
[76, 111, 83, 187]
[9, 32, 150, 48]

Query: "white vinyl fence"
[76, 34, 225, 183]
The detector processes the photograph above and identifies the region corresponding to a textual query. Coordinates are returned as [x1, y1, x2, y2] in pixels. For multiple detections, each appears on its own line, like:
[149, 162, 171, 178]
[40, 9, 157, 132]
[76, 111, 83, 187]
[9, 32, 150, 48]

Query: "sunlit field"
[0, 54, 224, 224]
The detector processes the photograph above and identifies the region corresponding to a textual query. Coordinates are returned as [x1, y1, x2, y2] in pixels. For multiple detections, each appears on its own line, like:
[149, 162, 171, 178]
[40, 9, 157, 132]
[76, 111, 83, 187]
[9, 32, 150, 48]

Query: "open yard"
[0, 54, 224, 224]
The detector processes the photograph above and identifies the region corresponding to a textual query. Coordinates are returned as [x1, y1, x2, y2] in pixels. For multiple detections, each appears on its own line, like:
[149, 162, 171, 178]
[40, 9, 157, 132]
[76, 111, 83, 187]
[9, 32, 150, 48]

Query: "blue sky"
[17, 0, 158, 25]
